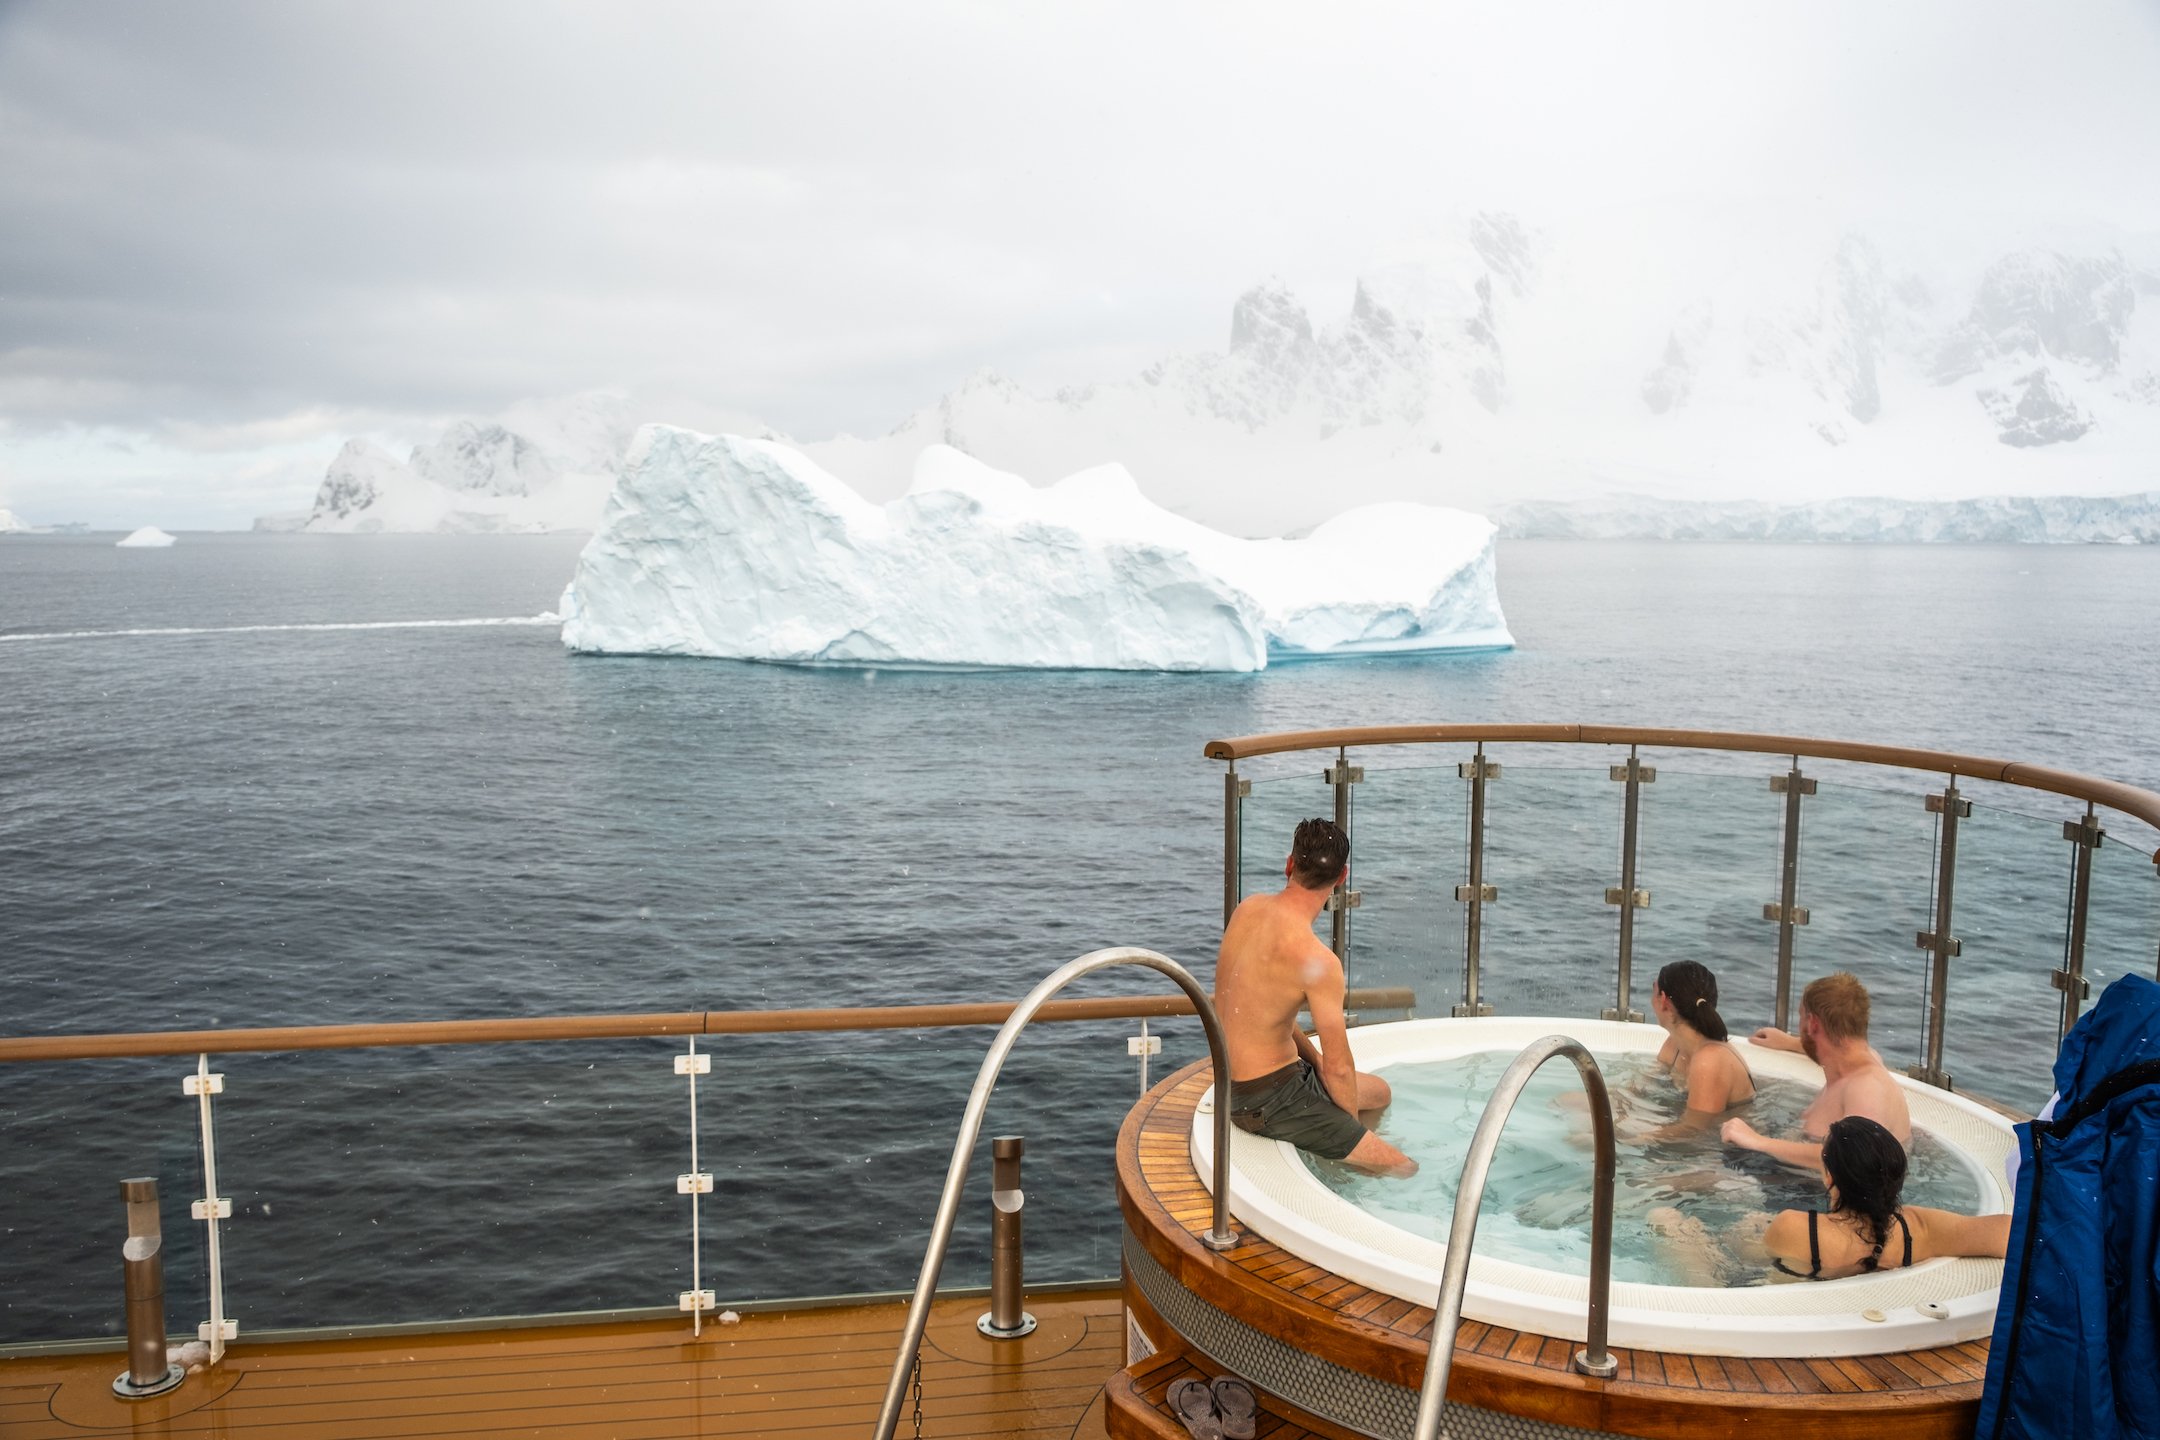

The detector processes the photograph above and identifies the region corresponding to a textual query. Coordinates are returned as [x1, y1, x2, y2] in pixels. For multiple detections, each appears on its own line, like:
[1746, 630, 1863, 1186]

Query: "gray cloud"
[3, 0, 2159, 523]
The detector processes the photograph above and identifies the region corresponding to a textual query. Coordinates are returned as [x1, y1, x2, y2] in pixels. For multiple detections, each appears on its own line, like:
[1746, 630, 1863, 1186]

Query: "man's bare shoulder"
[1838, 1061, 1913, 1134]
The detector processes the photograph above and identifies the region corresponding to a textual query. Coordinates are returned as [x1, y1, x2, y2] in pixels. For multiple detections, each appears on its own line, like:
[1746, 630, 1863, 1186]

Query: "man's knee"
[1356, 1070, 1393, 1112]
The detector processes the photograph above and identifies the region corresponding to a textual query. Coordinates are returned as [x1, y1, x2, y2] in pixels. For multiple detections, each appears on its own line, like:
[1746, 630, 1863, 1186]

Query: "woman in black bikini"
[1765, 1116, 2011, 1279]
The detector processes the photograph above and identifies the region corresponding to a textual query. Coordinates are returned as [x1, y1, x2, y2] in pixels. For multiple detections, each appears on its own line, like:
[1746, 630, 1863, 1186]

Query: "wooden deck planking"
[0, 1291, 1119, 1440]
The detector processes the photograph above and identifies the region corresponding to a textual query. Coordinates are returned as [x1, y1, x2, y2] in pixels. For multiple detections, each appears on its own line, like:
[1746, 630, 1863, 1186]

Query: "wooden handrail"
[1203, 723, 2160, 852]
[0, 986, 1419, 1064]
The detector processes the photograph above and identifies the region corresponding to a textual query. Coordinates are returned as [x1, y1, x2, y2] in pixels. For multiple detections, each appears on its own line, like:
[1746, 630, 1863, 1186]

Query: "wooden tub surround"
[1115, 1060, 1993, 1440]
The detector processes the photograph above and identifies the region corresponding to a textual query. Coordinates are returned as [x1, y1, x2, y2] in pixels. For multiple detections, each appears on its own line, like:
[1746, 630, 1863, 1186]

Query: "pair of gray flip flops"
[1166, 1375, 1257, 1439]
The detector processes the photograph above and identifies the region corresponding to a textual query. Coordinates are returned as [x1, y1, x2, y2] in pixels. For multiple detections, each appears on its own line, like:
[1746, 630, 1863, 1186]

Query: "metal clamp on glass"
[2056, 811, 2106, 1037]
[675, 1038, 716, 1333]
[1456, 747, 1499, 1017]
[1326, 751, 1362, 967]
[183, 1056, 234, 1361]
[1603, 753, 1655, 1023]
[1909, 782, 1967, 1089]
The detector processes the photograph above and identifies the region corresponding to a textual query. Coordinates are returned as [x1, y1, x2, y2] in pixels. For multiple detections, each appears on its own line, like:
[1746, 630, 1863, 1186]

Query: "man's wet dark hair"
[1290, 818, 1349, 890]
[1656, 960, 1728, 1042]
[1822, 1116, 1908, 1271]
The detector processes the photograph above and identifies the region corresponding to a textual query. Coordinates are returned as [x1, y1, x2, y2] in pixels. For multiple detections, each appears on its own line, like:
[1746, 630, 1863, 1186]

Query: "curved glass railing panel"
[1338, 763, 1467, 1016]
[1793, 781, 1936, 1071]
[1949, 803, 2075, 1112]
[1478, 768, 1622, 1018]
[2086, 831, 2159, 1016]
[1629, 769, 1789, 1035]
[0, 1059, 210, 1346]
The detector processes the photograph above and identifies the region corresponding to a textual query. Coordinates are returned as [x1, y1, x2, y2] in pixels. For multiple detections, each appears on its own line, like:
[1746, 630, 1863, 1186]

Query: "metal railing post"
[1129, 1018, 1161, 1094]
[114, 1177, 184, 1398]
[675, 1037, 715, 1333]
[976, 1136, 1036, 1338]
[1223, 763, 1247, 927]
[1602, 749, 1653, 1023]
[872, 947, 1238, 1440]
[183, 1054, 234, 1362]
[1324, 748, 1363, 979]
[1412, 1035, 1617, 1440]
[2055, 807, 2105, 1042]
[1909, 782, 1969, 1089]
[1454, 745, 1498, 1017]
[1764, 763, 1815, 1032]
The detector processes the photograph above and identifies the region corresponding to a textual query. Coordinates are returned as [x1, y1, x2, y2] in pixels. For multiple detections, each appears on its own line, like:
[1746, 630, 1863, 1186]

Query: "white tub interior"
[1191, 1016, 2016, 1358]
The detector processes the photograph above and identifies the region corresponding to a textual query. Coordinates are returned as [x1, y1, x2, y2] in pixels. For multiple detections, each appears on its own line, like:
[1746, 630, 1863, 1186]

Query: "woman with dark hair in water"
[1648, 1115, 2010, 1284]
[1765, 1116, 2011, 1279]
[1651, 960, 1756, 1114]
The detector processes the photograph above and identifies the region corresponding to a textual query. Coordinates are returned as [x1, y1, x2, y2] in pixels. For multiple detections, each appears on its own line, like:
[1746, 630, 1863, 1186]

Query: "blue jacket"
[1978, 972, 2160, 1440]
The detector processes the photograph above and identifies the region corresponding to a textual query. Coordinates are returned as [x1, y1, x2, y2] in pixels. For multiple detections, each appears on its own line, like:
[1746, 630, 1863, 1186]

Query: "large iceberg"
[116, 526, 177, 548]
[559, 429, 1510, 671]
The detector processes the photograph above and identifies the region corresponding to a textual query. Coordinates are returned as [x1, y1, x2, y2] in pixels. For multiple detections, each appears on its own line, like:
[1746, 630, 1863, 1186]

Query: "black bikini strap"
[1899, 1211, 1912, 1268]
[1807, 1210, 1821, 1276]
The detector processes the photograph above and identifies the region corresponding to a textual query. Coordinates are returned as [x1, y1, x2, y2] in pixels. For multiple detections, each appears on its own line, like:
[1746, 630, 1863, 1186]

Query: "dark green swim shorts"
[1227, 1057, 1367, 1161]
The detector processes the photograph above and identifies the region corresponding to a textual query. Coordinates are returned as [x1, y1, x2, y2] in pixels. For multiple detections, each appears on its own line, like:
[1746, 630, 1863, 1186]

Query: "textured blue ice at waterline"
[1307, 1052, 1984, 1287]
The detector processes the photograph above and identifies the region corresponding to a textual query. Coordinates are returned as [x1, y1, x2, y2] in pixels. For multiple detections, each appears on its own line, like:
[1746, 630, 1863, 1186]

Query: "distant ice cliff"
[1496, 492, 2160, 544]
[558, 430, 1511, 671]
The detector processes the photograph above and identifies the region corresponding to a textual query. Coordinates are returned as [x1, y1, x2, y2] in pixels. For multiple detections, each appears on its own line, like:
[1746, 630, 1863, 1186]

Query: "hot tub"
[1191, 1017, 2015, 1359]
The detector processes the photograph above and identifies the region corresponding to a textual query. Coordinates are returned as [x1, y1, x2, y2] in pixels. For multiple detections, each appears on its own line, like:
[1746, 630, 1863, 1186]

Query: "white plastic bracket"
[678, 1290, 716, 1313]
[1126, 1034, 1163, 1057]
[191, 1198, 233, 1221]
[198, 1318, 238, 1343]
[182, 1071, 225, 1097]
[673, 1053, 711, 1077]
[677, 1173, 714, 1195]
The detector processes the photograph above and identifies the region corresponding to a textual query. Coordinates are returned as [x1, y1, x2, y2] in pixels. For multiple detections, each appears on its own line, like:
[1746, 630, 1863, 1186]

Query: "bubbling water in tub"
[1305, 1051, 1983, 1287]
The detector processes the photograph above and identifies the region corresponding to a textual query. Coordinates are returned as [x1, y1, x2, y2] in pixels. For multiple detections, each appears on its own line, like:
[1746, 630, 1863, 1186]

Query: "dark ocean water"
[2, 533, 2155, 1343]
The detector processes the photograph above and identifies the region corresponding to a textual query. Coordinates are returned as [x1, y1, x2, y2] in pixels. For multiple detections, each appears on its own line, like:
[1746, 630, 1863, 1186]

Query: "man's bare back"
[1215, 824, 1415, 1178]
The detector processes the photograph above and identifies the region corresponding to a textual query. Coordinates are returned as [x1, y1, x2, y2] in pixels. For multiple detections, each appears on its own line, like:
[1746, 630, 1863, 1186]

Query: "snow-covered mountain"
[1497, 491, 2160, 543]
[280, 392, 643, 533]
[0, 508, 28, 534]
[794, 218, 2158, 537]
[268, 209, 2160, 539]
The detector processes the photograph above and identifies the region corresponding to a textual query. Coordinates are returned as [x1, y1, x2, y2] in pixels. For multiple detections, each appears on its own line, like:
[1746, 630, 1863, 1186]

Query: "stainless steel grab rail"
[872, 947, 1238, 1440]
[1412, 1036, 1618, 1440]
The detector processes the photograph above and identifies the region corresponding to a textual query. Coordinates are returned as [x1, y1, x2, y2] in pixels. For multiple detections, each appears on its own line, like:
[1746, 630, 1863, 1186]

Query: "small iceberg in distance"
[560, 428, 1512, 672]
[116, 527, 178, 548]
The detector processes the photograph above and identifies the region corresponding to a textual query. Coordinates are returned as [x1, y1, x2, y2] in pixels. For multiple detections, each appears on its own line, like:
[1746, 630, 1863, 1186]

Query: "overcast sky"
[4, 0, 2159, 526]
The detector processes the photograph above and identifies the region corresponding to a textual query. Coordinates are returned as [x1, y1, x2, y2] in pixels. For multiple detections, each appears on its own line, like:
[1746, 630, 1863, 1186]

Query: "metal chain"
[910, 1348, 924, 1440]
